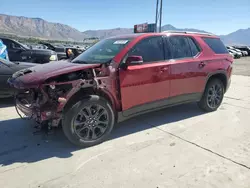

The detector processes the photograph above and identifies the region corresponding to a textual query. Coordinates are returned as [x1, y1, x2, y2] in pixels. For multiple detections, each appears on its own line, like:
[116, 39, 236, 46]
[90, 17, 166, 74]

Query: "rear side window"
[168, 36, 192, 59]
[202, 37, 228, 54]
[129, 36, 164, 63]
[187, 37, 201, 56]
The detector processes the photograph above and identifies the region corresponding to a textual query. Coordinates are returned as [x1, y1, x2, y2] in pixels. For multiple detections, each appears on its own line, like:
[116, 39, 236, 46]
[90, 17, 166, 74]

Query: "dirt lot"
[233, 57, 250, 76]
[1, 58, 250, 188]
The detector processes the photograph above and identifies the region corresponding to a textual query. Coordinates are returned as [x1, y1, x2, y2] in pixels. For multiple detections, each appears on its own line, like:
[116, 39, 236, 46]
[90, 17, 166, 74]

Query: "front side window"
[128, 36, 164, 63]
[2, 39, 25, 50]
[11, 42, 22, 49]
[168, 36, 192, 59]
[72, 38, 132, 64]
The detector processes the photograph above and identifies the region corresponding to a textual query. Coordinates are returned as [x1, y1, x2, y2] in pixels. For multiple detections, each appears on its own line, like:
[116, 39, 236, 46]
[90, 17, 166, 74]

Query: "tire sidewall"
[203, 79, 225, 111]
[62, 95, 115, 147]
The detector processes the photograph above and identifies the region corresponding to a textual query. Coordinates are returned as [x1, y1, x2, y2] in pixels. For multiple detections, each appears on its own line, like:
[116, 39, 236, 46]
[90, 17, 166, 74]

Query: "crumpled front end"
[8, 64, 118, 128]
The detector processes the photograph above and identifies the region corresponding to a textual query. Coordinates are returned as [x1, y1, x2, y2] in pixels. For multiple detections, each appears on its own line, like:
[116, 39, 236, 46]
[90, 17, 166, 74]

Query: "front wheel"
[62, 95, 115, 147]
[198, 79, 225, 112]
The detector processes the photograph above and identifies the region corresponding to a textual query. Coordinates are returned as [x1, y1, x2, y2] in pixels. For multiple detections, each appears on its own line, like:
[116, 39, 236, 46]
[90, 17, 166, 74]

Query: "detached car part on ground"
[0, 37, 58, 64]
[0, 59, 37, 98]
[8, 32, 233, 147]
[39, 42, 85, 60]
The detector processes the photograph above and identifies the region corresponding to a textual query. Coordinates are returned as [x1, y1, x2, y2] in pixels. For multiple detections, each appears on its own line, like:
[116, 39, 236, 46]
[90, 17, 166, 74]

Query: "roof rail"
[162, 30, 216, 36]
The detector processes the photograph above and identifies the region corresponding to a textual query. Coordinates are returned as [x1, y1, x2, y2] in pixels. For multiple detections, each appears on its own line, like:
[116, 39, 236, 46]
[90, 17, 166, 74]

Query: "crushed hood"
[9, 61, 101, 88]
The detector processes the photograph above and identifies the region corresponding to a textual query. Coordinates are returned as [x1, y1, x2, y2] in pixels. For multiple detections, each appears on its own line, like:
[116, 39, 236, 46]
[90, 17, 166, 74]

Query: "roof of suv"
[108, 31, 218, 40]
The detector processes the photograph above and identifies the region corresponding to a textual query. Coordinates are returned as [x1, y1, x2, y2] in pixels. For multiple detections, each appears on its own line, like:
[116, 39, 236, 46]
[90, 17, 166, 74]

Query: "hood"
[10, 61, 101, 88]
[9, 62, 37, 72]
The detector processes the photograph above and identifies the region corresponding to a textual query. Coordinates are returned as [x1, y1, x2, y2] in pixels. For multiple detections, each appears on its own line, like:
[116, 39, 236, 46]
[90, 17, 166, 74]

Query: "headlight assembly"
[49, 54, 58, 61]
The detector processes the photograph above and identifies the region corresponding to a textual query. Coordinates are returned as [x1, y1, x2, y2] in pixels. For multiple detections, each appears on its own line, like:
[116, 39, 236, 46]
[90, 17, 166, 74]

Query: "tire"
[62, 95, 115, 147]
[198, 78, 225, 112]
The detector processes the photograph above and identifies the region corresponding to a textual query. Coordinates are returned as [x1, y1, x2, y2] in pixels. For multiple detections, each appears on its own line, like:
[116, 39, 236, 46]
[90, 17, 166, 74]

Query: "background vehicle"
[228, 49, 241, 58]
[233, 46, 250, 56]
[0, 59, 36, 98]
[0, 37, 58, 64]
[229, 51, 235, 58]
[9, 31, 233, 147]
[39, 42, 85, 60]
[241, 50, 248, 56]
[227, 46, 244, 56]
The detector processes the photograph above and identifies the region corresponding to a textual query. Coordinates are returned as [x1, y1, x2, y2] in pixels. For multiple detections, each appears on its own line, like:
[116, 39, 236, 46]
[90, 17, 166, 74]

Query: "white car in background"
[229, 51, 235, 58]
[228, 49, 241, 58]
[237, 49, 248, 56]
[227, 46, 248, 56]
[233, 46, 250, 56]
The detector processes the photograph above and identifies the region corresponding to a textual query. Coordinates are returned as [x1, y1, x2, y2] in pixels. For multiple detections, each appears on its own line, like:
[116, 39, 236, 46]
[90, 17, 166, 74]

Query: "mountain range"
[0, 14, 249, 45]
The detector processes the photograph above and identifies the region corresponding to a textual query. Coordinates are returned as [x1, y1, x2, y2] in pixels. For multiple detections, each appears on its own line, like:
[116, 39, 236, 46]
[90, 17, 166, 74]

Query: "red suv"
[9, 31, 233, 147]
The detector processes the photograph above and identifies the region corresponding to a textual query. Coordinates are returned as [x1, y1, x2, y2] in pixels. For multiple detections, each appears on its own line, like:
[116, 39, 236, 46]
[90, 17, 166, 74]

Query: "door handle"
[199, 61, 206, 68]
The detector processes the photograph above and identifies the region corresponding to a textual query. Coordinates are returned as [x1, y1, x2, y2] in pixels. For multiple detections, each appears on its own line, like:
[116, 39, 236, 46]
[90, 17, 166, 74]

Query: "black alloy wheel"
[73, 104, 109, 141]
[198, 78, 225, 112]
[62, 95, 115, 147]
[206, 83, 223, 109]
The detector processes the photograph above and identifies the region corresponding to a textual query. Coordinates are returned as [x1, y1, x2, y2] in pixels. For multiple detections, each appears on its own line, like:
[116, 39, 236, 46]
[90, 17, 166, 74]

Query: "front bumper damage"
[13, 78, 95, 127]
[8, 66, 117, 130]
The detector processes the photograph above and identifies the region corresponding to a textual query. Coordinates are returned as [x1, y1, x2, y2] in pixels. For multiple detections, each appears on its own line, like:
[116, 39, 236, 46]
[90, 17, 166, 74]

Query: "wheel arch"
[63, 87, 117, 115]
[204, 71, 228, 93]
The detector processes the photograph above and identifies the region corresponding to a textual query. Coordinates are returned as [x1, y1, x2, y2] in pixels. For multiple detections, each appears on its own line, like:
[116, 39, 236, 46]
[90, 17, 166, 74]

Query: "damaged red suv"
[8, 31, 233, 147]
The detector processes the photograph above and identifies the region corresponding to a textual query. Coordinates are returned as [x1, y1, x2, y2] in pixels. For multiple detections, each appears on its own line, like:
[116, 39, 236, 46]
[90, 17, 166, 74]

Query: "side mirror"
[126, 56, 143, 66]
[120, 56, 143, 70]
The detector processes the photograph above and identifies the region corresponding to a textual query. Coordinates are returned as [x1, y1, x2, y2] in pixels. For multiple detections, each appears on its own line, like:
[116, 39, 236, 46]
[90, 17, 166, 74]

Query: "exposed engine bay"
[11, 65, 115, 133]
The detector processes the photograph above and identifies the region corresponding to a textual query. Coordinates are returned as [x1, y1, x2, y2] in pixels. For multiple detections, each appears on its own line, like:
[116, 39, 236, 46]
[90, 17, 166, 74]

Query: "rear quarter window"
[202, 37, 228, 54]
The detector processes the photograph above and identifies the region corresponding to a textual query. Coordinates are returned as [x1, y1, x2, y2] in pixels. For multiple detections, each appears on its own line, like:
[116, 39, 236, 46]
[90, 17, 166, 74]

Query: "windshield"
[72, 38, 132, 64]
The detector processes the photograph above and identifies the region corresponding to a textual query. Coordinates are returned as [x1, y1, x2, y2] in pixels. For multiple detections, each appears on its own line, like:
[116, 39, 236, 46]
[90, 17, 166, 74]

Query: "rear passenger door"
[167, 35, 207, 99]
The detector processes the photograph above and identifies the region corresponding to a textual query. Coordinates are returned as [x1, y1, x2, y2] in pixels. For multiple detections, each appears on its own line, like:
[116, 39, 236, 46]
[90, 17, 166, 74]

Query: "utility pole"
[155, 0, 163, 32]
[155, 0, 159, 32]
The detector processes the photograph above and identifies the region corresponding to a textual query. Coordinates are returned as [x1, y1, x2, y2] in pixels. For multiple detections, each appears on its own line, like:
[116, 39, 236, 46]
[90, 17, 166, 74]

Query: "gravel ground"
[233, 57, 250, 76]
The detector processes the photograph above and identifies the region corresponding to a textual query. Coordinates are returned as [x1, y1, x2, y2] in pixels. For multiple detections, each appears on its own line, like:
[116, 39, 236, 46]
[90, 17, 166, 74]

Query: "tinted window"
[202, 37, 228, 54]
[168, 36, 192, 59]
[187, 37, 201, 56]
[129, 37, 164, 63]
[1, 39, 11, 48]
[1, 39, 21, 49]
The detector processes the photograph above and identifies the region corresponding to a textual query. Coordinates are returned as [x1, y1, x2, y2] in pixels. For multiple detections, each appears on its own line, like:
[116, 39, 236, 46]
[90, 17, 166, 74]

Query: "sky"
[0, 0, 250, 35]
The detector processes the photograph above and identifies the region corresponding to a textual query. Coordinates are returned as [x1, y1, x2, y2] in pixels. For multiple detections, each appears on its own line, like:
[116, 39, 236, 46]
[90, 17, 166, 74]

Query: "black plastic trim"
[117, 93, 202, 122]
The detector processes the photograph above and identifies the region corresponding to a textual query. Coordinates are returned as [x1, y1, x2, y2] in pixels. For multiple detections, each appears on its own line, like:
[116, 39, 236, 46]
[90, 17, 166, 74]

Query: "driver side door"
[119, 36, 171, 117]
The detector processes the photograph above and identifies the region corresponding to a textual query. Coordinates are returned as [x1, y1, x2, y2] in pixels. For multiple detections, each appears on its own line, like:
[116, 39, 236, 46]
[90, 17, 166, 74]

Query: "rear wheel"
[62, 95, 115, 147]
[198, 78, 224, 112]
